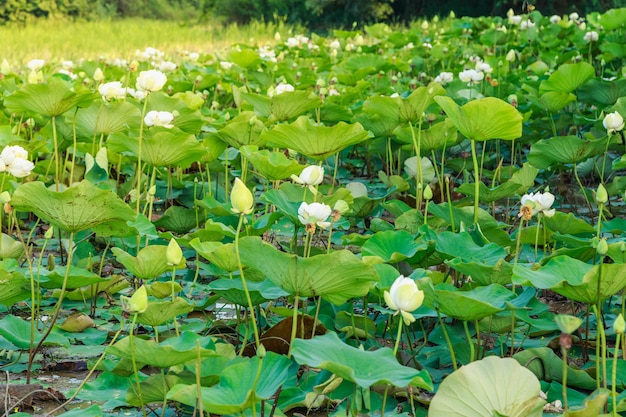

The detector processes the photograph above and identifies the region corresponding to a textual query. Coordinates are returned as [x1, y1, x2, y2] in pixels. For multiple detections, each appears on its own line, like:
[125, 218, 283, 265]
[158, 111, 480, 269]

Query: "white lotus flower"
[1, 145, 28, 164]
[286, 37, 299, 48]
[6, 157, 34, 178]
[144, 110, 174, 128]
[220, 61, 233, 70]
[126, 88, 147, 101]
[475, 61, 493, 74]
[509, 15, 522, 25]
[330, 40, 341, 50]
[583, 31, 599, 42]
[520, 19, 535, 30]
[520, 191, 556, 218]
[298, 202, 332, 230]
[384, 275, 424, 325]
[291, 165, 324, 187]
[27, 59, 45, 71]
[157, 61, 177, 72]
[98, 81, 127, 101]
[136, 69, 167, 92]
[458, 69, 484, 85]
[550, 15, 562, 24]
[274, 82, 295, 96]
[569, 12, 580, 21]
[434, 71, 454, 84]
[603, 111, 625, 135]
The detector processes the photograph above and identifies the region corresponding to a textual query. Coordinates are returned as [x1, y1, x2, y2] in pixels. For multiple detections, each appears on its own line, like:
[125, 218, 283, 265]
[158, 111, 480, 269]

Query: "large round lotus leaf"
[395, 118, 458, 152]
[361, 230, 421, 263]
[168, 352, 292, 414]
[539, 91, 577, 112]
[108, 130, 206, 168]
[4, 77, 95, 117]
[111, 245, 170, 279]
[421, 282, 514, 321]
[434, 96, 522, 141]
[227, 49, 261, 69]
[217, 111, 268, 148]
[189, 239, 239, 272]
[208, 278, 289, 306]
[261, 116, 372, 160]
[291, 332, 432, 390]
[539, 62, 594, 94]
[270, 90, 323, 121]
[599, 7, 626, 30]
[513, 255, 626, 303]
[578, 79, 626, 105]
[0, 233, 24, 260]
[107, 332, 218, 368]
[398, 83, 446, 123]
[527, 136, 608, 168]
[11, 180, 136, 233]
[75, 100, 141, 138]
[429, 356, 545, 417]
[238, 236, 378, 305]
[354, 96, 400, 138]
[241, 145, 304, 181]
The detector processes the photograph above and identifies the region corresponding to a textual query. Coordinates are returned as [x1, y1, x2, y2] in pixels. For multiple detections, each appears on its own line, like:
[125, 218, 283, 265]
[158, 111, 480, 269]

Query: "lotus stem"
[235, 213, 260, 352]
[562, 344, 569, 412]
[470, 139, 480, 224]
[463, 320, 475, 362]
[196, 339, 204, 417]
[382, 318, 404, 417]
[27, 231, 75, 383]
[288, 294, 299, 359]
[409, 119, 424, 209]
[136, 94, 150, 215]
[572, 163, 594, 218]
[612, 333, 620, 416]
[130, 312, 147, 417]
[51, 116, 60, 190]
[437, 308, 457, 370]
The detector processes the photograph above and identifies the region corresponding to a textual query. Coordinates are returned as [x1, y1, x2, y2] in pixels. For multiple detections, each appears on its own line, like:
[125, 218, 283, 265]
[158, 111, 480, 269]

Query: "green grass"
[0, 18, 300, 63]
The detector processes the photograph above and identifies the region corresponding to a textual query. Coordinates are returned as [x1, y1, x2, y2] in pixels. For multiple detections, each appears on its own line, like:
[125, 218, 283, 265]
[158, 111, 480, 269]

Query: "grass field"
[0, 18, 298, 63]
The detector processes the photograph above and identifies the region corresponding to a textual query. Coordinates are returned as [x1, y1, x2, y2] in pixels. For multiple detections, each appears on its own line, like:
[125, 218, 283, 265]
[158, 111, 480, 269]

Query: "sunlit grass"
[0, 18, 301, 63]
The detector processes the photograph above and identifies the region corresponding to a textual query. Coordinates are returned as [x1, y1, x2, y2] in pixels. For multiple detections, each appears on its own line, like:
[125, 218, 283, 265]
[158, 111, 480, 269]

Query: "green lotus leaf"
[238, 236, 378, 304]
[146, 93, 203, 133]
[39, 265, 107, 289]
[434, 96, 522, 141]
[527, 136, 608, 168]
[4, 77, 95, 117]
[512, 255, 626, 303]
[135, 298, 194, 327]
[208, 278, 289, 306]
[217, 111, 267, 148]
[398, 82, 446, 123]
[108, 130, 206, 167]
[343, 54, 391, 73]
[0, 233, 24, 260]
[455, 181, 521, 203]
[167, 352, 292, 414]
[513, 347, 597, 390]
[395, 118, 458, 151]
[153, 205, 197, 234]
[566, 389, 610, 416]
[190, 239, 239, 272]
[361, 230, 421, 263]
[127, 373, 183, 406]
[241, 145, 304, 181]
[261, 116, 371, 160]
[0, 314, 69, 349]
[543, 211, 595, 235]
[429, 356, 545, 417]
[539, 91, 577, 112]
[539, 62, 594, 93]
[354, 96, 400, 138]
[227, 49, 262, 69]
[12, 180, 135, 233]
[599, 7, 626, 30]
[446, 258, 513, 286]
[0, 269, 30, 306]
[107, 332, 218, 368]
[75, 100, 141, 138]
[240, 93, 271, 118]
[262, 189, 300, 225]
[421, 227, 507, 264]
[270, 90, 323, 121]
[578, 79, 626, 105]
[291, 332, 432, 390]
[111, 245, 170, 279]
[421, 282, 514, 321]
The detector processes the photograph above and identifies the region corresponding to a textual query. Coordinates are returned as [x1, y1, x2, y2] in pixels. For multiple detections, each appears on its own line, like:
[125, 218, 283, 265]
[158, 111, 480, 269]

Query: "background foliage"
[0, 0, 625, 29]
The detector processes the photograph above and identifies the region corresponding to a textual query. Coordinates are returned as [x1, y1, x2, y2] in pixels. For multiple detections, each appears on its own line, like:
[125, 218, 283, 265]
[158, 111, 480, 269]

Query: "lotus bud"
[47, 253, 55, 271]
[615, 314, 626, 334]
[597, 238, 608, 256]
[596, 183, 608, 204]
[166, 238, 184, 266]
[333, 199, 350, 215]
[230, 177, 254, 215]
[125, 285, 148, 314]
[383, 275, 424, 325]
[603, 111, 625, 135]
[257, 343, 266, 358]
[44, 226, 54, 240]
[0, 191, 10, 204]
[423, 184, 433, 200]
[93, 68, 104, 82]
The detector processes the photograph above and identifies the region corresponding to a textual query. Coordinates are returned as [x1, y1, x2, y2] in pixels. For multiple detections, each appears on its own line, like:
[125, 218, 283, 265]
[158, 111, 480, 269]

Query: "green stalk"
[470, 139, 480, 224]
[51, 116, 60, 190]
[613, 333, 621, 416]
[288, 295, 299, 359]
[135, 94, 150, 214]
[196, 339, 204, 417]
[235, 214, 260, 352]
[437, 309, 457, 370]
[562, 345, 569, 412]
[463, 321, 475, 362]
[381, 318, 404, 417]
[130, 313, 147, 417]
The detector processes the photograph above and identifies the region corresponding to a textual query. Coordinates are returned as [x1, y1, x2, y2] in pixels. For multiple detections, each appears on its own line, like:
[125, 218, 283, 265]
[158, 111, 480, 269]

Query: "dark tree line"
[1, 0, 624, 26]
